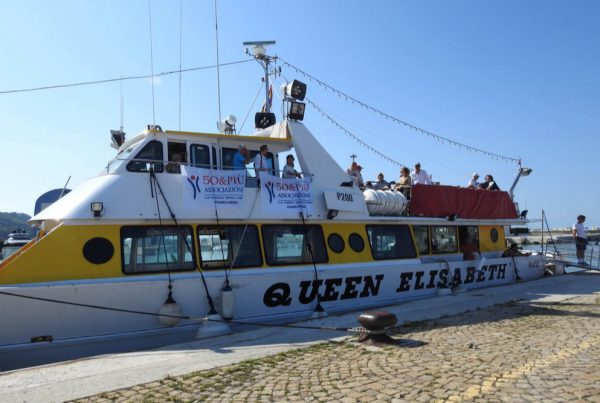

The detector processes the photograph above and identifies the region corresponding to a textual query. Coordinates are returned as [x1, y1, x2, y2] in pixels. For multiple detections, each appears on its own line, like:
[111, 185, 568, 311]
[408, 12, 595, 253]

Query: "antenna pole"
[214, 0, 222, 127]
[263, 58, 270, 112]
[120, 77, 124, 132]
[242, 41, 276, 114]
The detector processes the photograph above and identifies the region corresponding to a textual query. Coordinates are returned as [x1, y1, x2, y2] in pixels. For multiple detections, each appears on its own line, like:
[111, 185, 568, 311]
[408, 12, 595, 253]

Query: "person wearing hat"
[282, 154, 302, 179]
[467, 173, 480, 188]
[253, 144, 273, 174]
[410, 162, 432, 185]
[572, 215, 588, 266]
[233, 144, 250, 169]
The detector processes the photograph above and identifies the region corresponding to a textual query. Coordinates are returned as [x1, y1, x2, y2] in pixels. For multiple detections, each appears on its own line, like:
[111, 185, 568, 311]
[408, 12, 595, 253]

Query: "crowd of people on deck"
[232, 144, 504, 195]
[343, 160, 502, 197]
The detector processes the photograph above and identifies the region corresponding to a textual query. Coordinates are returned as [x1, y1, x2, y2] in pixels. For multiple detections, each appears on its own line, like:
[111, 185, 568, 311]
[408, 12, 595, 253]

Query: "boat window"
[197, 225, 262, 269]
[327, 233, 345, 254]
[121, 226, 194, 274]
[490, 228, 499, 243]
[166, 142, 187, 174]
[366, 225, 417, 260]
[261, 225, 328, 266]
[126, 140, 164, 173]
[221, 147, 237, 170]
[459, 226, 479, 247]
[190, 144, 216, 169]
[348, 233, 365, 252]
[413, 225, 430, 255]
[430, 226, 458, 254]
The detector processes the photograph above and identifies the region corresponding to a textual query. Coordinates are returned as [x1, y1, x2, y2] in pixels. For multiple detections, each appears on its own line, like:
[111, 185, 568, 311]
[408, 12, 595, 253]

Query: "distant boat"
[1, 230, 32, 260]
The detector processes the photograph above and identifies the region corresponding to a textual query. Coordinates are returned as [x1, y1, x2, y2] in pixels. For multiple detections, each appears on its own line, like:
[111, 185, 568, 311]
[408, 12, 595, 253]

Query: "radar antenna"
[243, 40, 276, 113]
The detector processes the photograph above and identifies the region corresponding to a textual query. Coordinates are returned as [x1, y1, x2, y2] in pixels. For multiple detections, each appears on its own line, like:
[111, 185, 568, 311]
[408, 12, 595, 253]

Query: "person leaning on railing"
[282, 154, 302, 179]
[395, 167, 413, 199]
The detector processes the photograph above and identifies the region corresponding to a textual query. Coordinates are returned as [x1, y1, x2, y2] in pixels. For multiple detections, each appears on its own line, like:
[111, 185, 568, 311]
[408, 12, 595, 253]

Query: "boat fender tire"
[221, 284, 234, 320]
[158, 302, 183, 327]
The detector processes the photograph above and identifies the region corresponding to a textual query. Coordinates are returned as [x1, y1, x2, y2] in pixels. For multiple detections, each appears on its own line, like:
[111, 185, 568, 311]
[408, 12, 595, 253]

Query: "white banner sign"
[260, 172, 313, 215]
[181, 166, 246, 209]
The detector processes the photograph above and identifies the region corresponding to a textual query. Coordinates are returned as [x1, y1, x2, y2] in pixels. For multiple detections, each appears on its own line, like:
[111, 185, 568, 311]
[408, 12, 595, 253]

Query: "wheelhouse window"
[166, 142, 187, 174]
[121, 226, 194, 274]
[197, 225, 262, 269]
[431, 226, 458, 254]
[261, 225, 328, 266]
[126, 140, 164, 173]
[413, 225, 430, 255]
[366, 225, 417, 260]
[190, 144, 217, 169]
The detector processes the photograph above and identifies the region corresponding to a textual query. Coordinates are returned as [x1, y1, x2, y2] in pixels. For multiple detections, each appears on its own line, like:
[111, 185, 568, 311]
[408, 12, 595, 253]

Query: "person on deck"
[282, 154, 302, 179]
[461, 235, 479, 261]
[396, 167, 413, 198]
[346, 162, 364, 187]
[502, 243, 528, 257]
[573, 215, 588, 266]
[410, 163, 432, 185]
[467, 172, 480, 188]
[253, 144, 272, 174]
[479, 174, 500, 190]
[232, 144, 250, 169]
[372, 173, 389, 190]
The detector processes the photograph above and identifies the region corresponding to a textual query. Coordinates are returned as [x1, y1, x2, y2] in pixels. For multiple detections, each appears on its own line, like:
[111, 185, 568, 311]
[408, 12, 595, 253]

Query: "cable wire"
[280, 58, 521, 164]
[306, 97, 405, 167]
[0, 60, 252, 95]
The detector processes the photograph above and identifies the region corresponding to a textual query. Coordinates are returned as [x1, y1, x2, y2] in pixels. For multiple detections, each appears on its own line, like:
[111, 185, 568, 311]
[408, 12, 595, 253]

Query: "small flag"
[261, 84, 273, 112]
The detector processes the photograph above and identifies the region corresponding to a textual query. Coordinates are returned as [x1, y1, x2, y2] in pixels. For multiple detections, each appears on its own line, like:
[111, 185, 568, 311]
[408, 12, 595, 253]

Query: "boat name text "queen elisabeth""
[263, 263, 508, 307]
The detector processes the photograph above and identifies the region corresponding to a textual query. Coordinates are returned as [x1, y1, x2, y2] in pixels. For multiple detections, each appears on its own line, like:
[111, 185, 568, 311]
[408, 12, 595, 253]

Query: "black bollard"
[357, 310, 398, 345]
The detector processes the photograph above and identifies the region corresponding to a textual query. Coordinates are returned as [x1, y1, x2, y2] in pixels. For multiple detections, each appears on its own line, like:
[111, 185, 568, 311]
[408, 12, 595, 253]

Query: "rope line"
[280, 58, 521, 164]
[0, 289, 369, 335]
[0, 60, 252, 95]
[306, 97, 405, 167]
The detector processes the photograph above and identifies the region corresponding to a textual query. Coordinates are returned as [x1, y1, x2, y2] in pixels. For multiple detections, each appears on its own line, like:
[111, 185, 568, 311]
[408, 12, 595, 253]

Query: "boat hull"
[0, 255, 544, 371]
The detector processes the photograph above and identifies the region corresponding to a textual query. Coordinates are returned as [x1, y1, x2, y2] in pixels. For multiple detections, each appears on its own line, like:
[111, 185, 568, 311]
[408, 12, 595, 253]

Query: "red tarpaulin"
[410, 184, 518, 219]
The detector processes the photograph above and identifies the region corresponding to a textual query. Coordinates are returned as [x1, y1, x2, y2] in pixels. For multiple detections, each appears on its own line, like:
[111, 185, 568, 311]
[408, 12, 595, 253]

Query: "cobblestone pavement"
[73, 293, 600, 402]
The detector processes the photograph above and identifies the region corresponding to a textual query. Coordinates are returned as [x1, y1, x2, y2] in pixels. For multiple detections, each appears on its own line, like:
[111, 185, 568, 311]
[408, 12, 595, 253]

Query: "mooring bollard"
[357, 310, 397, 345]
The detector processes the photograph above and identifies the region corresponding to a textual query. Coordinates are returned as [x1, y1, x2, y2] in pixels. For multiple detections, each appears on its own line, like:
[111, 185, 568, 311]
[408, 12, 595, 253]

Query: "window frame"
[190, 143, 217, 170]
[197, 225, 262, 270]
[412, 225, 431, 255]
[430, 225, 459, 254]
[366, 225, 417, 260]
[126, 140, 164, 173]
[120, 225, 196, 275]
[261, 224, 329, 266]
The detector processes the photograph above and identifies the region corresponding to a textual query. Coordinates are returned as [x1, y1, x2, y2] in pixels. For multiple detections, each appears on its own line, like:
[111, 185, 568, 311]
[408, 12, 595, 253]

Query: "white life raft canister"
[363, 189, 407, 216]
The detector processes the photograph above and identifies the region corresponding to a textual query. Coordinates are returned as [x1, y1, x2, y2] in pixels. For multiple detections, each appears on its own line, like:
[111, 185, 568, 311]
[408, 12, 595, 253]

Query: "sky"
[0, 0, 598, 228]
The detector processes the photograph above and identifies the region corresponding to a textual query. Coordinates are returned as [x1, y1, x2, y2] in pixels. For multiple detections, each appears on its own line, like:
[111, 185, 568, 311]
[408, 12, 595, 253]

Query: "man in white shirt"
[253, 144, 273, 175]
[572, 214, 588, 265]
[410, 163, 432, 185]
[467, 172, 480, 188]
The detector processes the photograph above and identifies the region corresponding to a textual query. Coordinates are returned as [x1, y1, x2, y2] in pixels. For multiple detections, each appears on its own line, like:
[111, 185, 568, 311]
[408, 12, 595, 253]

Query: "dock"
[1, 271, 599, 402]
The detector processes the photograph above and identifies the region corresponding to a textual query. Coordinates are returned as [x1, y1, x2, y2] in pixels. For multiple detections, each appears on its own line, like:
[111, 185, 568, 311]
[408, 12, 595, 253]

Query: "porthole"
[83, 237, 114, 264]
[490, 228, 499, 243]
[327, 233, 345, 254]
[348, 233, 365, 252]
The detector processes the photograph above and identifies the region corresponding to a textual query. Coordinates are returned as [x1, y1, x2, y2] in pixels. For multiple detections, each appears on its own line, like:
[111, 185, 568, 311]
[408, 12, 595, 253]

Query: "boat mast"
[243, 40, 276, 112]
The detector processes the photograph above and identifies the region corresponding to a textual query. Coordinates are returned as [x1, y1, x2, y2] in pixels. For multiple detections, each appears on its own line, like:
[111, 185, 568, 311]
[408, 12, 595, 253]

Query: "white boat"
[1, 231, 32, 261]
[0, 47, 544, 371]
